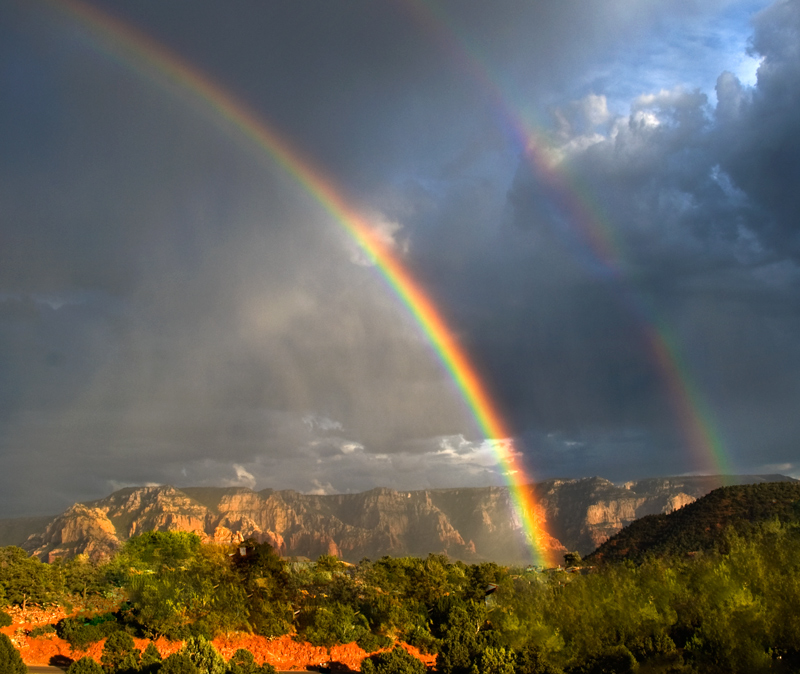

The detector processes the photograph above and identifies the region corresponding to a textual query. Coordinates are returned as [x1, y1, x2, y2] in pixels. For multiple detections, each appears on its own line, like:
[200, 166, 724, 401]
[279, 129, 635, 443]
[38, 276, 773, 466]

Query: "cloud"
[224, 464, 256, 490]
[1, 0, 798, 516]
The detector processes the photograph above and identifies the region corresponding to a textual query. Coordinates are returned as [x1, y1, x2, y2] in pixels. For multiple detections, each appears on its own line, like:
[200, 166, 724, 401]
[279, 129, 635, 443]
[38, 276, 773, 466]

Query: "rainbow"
[404, 0, 731, 477]
[47, 0, 557, 566]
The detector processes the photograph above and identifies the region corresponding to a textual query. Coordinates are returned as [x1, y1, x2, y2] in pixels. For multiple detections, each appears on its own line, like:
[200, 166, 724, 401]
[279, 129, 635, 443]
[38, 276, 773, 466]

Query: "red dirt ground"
[2, 605, 437, 671]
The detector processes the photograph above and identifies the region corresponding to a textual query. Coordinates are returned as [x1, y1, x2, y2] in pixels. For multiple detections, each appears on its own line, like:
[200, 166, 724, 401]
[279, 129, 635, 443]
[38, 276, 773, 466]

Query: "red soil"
[2, 605, 437, 671]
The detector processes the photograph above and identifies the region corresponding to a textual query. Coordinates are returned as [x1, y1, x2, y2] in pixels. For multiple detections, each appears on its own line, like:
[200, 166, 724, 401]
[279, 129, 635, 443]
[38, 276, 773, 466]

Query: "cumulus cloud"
[224, 465, 256, 490]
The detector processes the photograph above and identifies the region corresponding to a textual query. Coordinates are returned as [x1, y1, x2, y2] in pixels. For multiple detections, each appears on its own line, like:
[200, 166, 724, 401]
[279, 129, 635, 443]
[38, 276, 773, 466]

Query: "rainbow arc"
[405, 0, 731, 478]
[50, 0, 557, 567]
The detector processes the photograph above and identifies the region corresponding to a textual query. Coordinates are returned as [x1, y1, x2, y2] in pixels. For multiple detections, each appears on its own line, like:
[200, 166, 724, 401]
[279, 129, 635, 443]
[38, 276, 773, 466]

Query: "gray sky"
[1, 0, 799, 516]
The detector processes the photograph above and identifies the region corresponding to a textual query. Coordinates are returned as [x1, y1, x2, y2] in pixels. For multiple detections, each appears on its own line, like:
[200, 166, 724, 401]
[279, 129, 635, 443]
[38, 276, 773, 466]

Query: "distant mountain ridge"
[586, 480, 800, 564]
[3, 474, 793, 564]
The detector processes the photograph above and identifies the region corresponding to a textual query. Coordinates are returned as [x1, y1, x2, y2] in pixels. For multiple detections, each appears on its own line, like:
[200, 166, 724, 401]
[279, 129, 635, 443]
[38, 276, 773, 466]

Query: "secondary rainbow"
[405, 0, 731, 477]
[49, 0, 557, 566]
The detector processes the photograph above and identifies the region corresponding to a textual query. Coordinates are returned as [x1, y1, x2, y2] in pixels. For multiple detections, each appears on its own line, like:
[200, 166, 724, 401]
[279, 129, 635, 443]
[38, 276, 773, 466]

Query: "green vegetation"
[361, 646, 427, 674]
[67, 657, 104, 674]
[226, 648, 277, 674]
[2, 483, 800, 673]
[588, 481, 800, 563]
[0, 633, 26, 674]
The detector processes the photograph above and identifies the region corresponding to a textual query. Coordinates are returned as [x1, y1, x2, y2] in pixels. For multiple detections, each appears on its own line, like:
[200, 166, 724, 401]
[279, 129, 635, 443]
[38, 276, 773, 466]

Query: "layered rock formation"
[19, 474, 793, 564]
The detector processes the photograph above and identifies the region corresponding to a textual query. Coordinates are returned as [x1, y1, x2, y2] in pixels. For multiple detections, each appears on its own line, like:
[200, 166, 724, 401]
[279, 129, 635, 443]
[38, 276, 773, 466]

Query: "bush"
[406, 627, 437, 655]
[66, 656, 104, 674]
[515, 644, 564, 674]
[573, 645, 638, 674]
[226, 648, 277, 674]
[29, 624, 57, 638]
[141, 641, 163, 673]
[227, 648, 258, 674]
[361, 646, 426, 674]
[474, 646, 515, 674]
[57, 613, 119, 650]
[0, 610, 12, 627]
[300, 602, 369, 646]
[101, 630, 140, 673]
[0, 633, 26, 674]
[357, 631, 393, 653]
[184, 635, 226, 674]
[160, 652, 200, 674]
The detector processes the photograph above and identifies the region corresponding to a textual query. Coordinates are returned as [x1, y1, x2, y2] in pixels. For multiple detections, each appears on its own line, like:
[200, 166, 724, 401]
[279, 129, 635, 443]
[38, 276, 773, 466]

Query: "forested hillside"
[586, 481, 800, 564]
[3, 512, 800, 674]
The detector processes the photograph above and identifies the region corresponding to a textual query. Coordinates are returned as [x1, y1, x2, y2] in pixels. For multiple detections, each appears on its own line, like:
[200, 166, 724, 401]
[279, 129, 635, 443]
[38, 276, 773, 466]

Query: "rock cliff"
[19, 474, 793, 564]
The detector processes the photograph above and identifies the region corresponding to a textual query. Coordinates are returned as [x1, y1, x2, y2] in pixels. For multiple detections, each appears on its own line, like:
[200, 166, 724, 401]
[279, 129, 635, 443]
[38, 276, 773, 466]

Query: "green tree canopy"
[66, 656, 104, 674]
[0, 633, 26, 674]
[361, 646, 426, 674]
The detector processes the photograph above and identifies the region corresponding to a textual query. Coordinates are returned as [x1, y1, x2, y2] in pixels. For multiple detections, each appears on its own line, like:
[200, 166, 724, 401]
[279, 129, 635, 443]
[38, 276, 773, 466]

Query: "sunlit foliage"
[4, 513, 800, 674]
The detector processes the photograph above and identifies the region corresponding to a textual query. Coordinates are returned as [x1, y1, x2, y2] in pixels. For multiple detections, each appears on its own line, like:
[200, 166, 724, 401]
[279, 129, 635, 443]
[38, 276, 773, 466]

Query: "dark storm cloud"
[1, 0, 797, 515]
[454, 0, 800, 477]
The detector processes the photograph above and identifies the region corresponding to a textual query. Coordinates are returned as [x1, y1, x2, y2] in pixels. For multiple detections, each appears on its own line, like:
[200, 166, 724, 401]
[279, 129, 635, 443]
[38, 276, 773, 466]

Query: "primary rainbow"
[405, 0, 731, 478]
[49, 0, 557, 567]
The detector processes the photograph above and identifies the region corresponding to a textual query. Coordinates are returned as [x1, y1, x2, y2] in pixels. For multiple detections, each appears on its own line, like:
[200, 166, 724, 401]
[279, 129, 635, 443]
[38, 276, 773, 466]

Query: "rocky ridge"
[17, 474, 793, 564]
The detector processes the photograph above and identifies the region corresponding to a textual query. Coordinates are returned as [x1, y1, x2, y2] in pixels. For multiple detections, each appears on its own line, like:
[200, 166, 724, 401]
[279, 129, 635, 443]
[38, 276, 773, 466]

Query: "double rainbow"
[405, 0, 731, 477]
[48, 0, 557, 566]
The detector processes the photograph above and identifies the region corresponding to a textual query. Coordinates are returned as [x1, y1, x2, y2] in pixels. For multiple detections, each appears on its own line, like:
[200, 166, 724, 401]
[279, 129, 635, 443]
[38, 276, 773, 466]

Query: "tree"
[227, 648, 259, 674]
[299, 601, 369, 646]
[575, 645, 637, 674]
[160, 652, 200, 674]
[0, 546, 60, 606]
[475, 646, 516, 674]
[184, 635, 226, 674]
[515, 644, 564, 674]
[141, 642, 163, 674]
[57, 614, 119, 650]
[66, 656, 103, 674]
[361, 646, 426, 674]
[563, 552, 582, 567]
[232, 541, 291, 637]
[117, 531, 203, 573]
[101, 631, 141, 673]
[226, 648, 277, 674]
[0, 633, 25, 674]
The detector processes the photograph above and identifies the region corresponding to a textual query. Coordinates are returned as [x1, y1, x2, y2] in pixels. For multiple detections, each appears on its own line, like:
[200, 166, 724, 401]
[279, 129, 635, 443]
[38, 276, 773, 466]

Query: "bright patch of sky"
[572, 0, 769, 114]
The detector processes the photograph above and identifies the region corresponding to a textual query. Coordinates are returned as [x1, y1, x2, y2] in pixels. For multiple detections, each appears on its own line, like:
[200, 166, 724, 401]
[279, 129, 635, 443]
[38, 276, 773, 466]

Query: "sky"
[1, 0, 799, 517]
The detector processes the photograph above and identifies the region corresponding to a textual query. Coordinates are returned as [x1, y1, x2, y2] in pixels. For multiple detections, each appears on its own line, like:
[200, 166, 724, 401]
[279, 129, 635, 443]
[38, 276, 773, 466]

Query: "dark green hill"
[0, 516, 54, 547]
[586, 480, 800, 564]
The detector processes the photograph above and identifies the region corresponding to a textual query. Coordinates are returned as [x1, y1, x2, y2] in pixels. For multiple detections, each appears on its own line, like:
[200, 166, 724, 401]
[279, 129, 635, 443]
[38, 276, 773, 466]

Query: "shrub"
[29, 624, 57, 638]
[66, 656, 104, 674]
[0, 633, 26, 674]
[227, 648, 280, 674]
[160, 652, 200, 674]
[300, 601, 369, 646]
[361, 646, 426, 674]
[515, 644, 564, 674]
[101, 630, 140, 673]
[474, 646, 516, 674]
[357, 631, 393, 653]
[57, 613, 119, 650]
[0, 610, 12, 627]
[227, 648, 257, 674]
[406, 627, 437, 655]
[141, 641, 163, 673]
[573, 645, 638, 674]
[184, 634, 225, 674]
